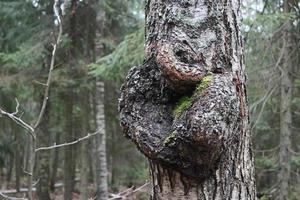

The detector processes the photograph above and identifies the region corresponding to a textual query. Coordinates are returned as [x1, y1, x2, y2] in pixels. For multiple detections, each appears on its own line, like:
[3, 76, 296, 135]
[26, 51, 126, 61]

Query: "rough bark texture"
[119, 0, 256, 199]
[276, 0, 293, 199]
[95, 79, 109, 200]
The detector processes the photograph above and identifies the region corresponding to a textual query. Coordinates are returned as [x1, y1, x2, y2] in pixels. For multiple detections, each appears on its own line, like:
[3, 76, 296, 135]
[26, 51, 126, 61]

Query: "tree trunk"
[94, 3, 109, 199]
[36, 101, 51, 200]
[95, 79, 109, 200]
[50, 130, 60, 192]
[26, 134, 36, 200]
[64, 1, 79, 199]
[80, 94, 91, 200]
[119, 0, 256, 199]
[276, 0, 294, 199]
[15, 145, 21, 192]
[80, 140, 89, 200]
[63, 93, 76, 200]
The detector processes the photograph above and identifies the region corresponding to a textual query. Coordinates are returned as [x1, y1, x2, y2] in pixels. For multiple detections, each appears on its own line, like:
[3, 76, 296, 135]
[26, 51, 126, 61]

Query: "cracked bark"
[119, 0, 256, 199]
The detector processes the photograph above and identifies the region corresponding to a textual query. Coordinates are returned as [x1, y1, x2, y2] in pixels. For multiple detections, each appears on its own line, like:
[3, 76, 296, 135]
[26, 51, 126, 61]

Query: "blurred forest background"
[0, 0, 299, 199]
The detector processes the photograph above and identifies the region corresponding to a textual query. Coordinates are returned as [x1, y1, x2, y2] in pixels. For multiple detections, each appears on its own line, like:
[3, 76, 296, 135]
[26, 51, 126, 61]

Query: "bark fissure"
[119, 0, 256, 199]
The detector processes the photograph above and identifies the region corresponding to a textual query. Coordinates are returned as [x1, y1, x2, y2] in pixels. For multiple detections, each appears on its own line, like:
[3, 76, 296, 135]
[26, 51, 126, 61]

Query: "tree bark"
[63, 92, 76, 200]
[64, 1, 79, 199]
[276, 0, 294, 199]
[94, 3, 109, 199]
[80, 140, 89, 200]
[36, 101, 51, 200]
[119, 0, 256, 199]
[15, 144, 21, 192]
[50, 130, 60, 192]
[80, 93, 91, 200]
[95, 79, 109, 200]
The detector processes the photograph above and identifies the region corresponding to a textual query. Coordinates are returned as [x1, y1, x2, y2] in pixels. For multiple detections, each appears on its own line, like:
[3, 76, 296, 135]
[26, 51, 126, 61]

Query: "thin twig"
[108, 182, 150, 200]
[32, 80, 48, 87]
[0, 192, 27, 200]
[0, 107, 35, 139]
[34, 0, 63, 130]
[35, 130, 100, 152]
[250, 41, 286, 131]
[12, 98, 20, 115]
[250, 85, 277, 131]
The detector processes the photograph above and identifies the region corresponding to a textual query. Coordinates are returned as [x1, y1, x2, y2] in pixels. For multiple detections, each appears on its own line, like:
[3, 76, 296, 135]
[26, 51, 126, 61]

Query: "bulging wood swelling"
[119, 0, 256, 199]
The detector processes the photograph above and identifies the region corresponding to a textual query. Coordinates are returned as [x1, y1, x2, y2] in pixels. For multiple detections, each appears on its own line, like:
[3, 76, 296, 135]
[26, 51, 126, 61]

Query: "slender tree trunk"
[119, 0, 256, 199]
[7, 153, 14, 184]
[36, 101, 51, 200]
[15, 145, 21, 192]
[26, 135, 36, 200]
[50, 129, 60, 192]
[95, 79, 109, 200]
[93, 3, 108, 199]
[80, 94, 91, 200]
[80, 140, 89, 200]
[64, 1, 78, 199]
[276, 0, 294, 199]
[63, 93, 76, 200]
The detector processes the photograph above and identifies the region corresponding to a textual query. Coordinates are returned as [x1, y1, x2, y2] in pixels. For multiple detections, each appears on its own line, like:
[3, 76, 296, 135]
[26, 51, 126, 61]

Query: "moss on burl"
[172, 75, 213, 118]
[172, 96, 193, 117]
[195, 75, 213, 94]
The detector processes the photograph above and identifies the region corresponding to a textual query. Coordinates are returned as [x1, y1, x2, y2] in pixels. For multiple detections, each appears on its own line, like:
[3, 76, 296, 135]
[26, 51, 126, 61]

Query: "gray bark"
[119, 0, 256, 199]
[63, 93, 76, 200]
[26, 135, 36, 200]
[36, 102, 51, 200]
[50, 129, 60, 191]
[95, 79, 108, 200]
[276, 0, 294, 199]
[80, 141, 89, 200]
[80, 93, 92, 200]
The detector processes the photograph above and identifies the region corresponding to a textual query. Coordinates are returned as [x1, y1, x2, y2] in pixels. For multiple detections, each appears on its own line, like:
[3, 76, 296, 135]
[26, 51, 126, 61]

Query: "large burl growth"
[119, 0, 256, 199]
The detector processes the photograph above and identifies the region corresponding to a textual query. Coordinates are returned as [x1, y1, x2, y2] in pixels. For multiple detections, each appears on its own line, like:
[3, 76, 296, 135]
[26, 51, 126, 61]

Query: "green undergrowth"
[172, 75, 213, 118]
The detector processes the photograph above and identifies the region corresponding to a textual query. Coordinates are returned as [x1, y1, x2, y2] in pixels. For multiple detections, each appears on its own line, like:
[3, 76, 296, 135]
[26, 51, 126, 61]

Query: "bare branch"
[34, 0, 63, 129]
[35, 130, 100, 152]
[0, 107, 35, 139]
[108, 182, 149, 200]
[0, 192, 27, 200]
[12, 98, 20, 115]
[32, 80, 48, 87]
[250, 42, 287, 132]
[250, 85, 277, 131]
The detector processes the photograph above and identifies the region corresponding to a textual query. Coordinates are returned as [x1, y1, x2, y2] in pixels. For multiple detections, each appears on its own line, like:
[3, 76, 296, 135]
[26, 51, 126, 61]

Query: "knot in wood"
[119, 61, 241, 179]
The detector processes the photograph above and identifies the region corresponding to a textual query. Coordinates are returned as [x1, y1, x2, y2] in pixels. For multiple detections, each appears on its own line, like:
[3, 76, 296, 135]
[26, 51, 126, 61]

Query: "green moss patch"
[172, 75, 213, 118]
[195, 75, 213, 94]
[172, 96, 193, 117]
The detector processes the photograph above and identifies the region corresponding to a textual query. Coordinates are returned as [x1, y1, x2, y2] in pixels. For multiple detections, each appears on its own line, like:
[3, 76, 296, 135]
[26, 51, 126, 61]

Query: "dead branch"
[0, 100, 35, 139]
[34, 0, 63, 130]
[108, 182, 149, 200]
[0, 192, 27, 200]
[35, 130, 100, 152]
